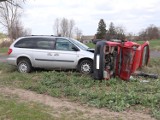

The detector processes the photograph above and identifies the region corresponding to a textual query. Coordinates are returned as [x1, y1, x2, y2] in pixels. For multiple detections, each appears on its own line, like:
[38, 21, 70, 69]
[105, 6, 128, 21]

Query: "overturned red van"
[93, 40, 149, 80]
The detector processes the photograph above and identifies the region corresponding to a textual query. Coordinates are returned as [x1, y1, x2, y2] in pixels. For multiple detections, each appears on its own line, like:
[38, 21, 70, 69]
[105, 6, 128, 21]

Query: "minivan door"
[52, 38, 78, 69]
[33, 38, 57, 68]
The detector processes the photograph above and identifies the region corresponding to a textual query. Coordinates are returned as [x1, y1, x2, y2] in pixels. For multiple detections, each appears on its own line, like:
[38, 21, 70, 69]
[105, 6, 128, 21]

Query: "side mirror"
[72, 46, 79, 51]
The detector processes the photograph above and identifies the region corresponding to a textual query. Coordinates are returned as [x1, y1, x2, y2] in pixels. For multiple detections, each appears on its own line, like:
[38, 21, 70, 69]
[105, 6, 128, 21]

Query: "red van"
[93, 40, 149, 80]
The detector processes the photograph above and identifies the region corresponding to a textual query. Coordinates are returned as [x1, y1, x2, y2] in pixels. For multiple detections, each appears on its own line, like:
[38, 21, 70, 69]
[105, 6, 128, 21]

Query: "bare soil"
[0, 87, 155, 120]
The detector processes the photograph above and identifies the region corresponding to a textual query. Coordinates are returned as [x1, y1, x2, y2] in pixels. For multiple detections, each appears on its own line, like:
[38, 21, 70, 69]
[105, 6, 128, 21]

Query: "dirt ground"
[0, 87, 155, 120]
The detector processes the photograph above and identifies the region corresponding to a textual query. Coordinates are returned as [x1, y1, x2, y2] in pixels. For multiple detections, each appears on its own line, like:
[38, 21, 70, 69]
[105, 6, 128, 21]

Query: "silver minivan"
[7, 36, 94, 74]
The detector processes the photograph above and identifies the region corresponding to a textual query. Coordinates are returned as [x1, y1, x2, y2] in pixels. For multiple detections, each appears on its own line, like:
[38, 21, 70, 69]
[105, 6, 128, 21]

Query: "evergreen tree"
[96, 19, 107, 39]
[106, 22, 116, 40]
[106, 22, 126, 40]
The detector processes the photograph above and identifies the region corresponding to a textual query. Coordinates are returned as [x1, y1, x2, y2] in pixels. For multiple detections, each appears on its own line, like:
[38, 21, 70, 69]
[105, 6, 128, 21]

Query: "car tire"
[78, 60, 93, 74]
[17, 59, 32, 73]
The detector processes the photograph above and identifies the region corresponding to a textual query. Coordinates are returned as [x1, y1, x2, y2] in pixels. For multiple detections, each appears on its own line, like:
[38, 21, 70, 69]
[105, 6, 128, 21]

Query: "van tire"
[78, 60, 93, 74]
[17, 59, 32, 73]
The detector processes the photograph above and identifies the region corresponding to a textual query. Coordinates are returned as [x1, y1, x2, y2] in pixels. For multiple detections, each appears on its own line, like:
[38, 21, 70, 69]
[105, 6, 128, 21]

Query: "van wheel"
[17, 59, 32, 73]
[78, 60, 93, 74]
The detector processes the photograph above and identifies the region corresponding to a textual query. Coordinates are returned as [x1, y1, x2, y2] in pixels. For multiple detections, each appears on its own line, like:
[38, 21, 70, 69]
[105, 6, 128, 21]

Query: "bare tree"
[68, 19, 75, 38]
[0, 0, 25, 41]
[75, 27, 82, 40]
[0, 0, 7, 2]
[115, 26, 126, 40]
[11, 19, 31, 39]
[60, 18, 69, 37]
[0, 0, 25, 6]
[53, 18, 60, 36]
[138, 24, 160, 40]
[53, 18, 76, 37]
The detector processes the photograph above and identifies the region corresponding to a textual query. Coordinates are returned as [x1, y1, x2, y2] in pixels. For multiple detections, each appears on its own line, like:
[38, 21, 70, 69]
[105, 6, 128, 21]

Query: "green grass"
[134, 39, 160, 50]
[0, 94, 54, 120]
[0, 58, 160, 119]
[0, 47, 8, 54]
[86, 42, 95, 48]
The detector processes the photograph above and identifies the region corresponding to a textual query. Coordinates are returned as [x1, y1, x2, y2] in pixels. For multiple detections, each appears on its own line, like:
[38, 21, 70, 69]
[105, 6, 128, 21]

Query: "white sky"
[21, 0, 160, 35]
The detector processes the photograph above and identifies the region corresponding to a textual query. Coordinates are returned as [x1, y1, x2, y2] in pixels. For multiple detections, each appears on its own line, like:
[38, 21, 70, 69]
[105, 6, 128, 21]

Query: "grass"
[0, 92, 102, 120]
[0, 94, 54, 120]
[0, 47, 8, 54]
[137, 39, 160, 51]
[86, 42, 95, 48]
[0, 58, 160, 119]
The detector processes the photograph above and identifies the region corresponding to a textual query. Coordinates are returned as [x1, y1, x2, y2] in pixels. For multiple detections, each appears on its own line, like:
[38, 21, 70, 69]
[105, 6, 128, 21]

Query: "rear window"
[14, 38, 36, 48]
[14, 37, 55, 50]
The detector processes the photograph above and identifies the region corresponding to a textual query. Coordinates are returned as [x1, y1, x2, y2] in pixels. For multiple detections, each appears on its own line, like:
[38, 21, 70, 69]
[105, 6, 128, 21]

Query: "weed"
[0, 58, 159, 119]
[0, 94, 54, 120]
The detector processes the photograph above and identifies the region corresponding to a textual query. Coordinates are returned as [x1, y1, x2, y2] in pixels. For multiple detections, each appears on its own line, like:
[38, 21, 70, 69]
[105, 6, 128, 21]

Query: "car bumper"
[7, 57, 17, 65]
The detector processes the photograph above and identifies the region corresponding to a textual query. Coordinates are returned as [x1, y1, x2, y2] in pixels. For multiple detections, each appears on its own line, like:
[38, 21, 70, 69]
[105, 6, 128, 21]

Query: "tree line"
[96, 19, 126, 41]
[96, 19, 160, 41]
[138, 24, 160, 40]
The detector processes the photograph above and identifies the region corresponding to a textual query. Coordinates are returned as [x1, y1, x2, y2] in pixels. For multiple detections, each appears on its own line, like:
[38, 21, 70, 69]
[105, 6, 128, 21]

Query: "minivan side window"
[36, 39, 55, 50]
[14, 38, 36, 48]
[55, 38, 76, 51]
[14, 38, 55, 50]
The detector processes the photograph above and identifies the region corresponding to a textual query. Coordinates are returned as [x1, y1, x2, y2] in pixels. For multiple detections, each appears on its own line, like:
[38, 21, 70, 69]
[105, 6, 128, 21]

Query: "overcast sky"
[21, 0, 160, 35]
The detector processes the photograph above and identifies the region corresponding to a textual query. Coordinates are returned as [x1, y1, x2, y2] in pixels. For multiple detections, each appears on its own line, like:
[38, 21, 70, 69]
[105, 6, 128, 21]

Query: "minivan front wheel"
[17, 59, 32, 73]
[78, 60, 93, 74]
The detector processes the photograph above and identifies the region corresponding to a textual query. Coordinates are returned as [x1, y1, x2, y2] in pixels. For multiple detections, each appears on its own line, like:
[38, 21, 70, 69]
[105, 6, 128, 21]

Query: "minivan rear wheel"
[78, 60, 93, 74]
[17, 59, 32, 73]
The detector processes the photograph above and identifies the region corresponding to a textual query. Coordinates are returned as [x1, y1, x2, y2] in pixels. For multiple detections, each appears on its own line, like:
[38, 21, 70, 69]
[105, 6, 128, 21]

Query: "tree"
[0, 0, 27, 41]
[53, 18, 76, 37]
[0, 0, 7, 2]
[60, 18, 69, 37]
[11, 19, 31, 39]
[115, 26, 126, 40]
[68, 19, 75, 38]
[53, 18, 60, 36]
[0, 0, 25, 6]
[106, 22, 126, 40]
[138, 24, 160, 40]
[106, 22, 116, 40]
[96, 19, 107, 39]
[75, 27, 82, 40]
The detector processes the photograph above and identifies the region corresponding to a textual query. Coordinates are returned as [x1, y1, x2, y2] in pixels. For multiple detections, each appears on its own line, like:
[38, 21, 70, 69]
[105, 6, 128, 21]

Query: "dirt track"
[0, 87, 155, 120]
[150, 50, 160, 58]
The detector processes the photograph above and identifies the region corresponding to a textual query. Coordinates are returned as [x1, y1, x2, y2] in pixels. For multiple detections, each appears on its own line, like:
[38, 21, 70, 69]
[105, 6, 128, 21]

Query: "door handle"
[54, 53, 59, 56]
[47, 53, 52, 56]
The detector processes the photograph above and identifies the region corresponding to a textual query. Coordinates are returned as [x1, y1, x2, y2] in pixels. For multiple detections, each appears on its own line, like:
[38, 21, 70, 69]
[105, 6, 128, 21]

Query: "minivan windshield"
[69, 38, 89, 50]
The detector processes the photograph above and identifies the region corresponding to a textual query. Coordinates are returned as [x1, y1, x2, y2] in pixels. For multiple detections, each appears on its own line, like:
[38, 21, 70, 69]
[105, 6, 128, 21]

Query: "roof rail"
[30, 35, 56, 36]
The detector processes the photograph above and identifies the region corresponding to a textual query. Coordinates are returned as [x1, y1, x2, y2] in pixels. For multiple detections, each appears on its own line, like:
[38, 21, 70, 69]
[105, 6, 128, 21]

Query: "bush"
[0, 40, 12, 47]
